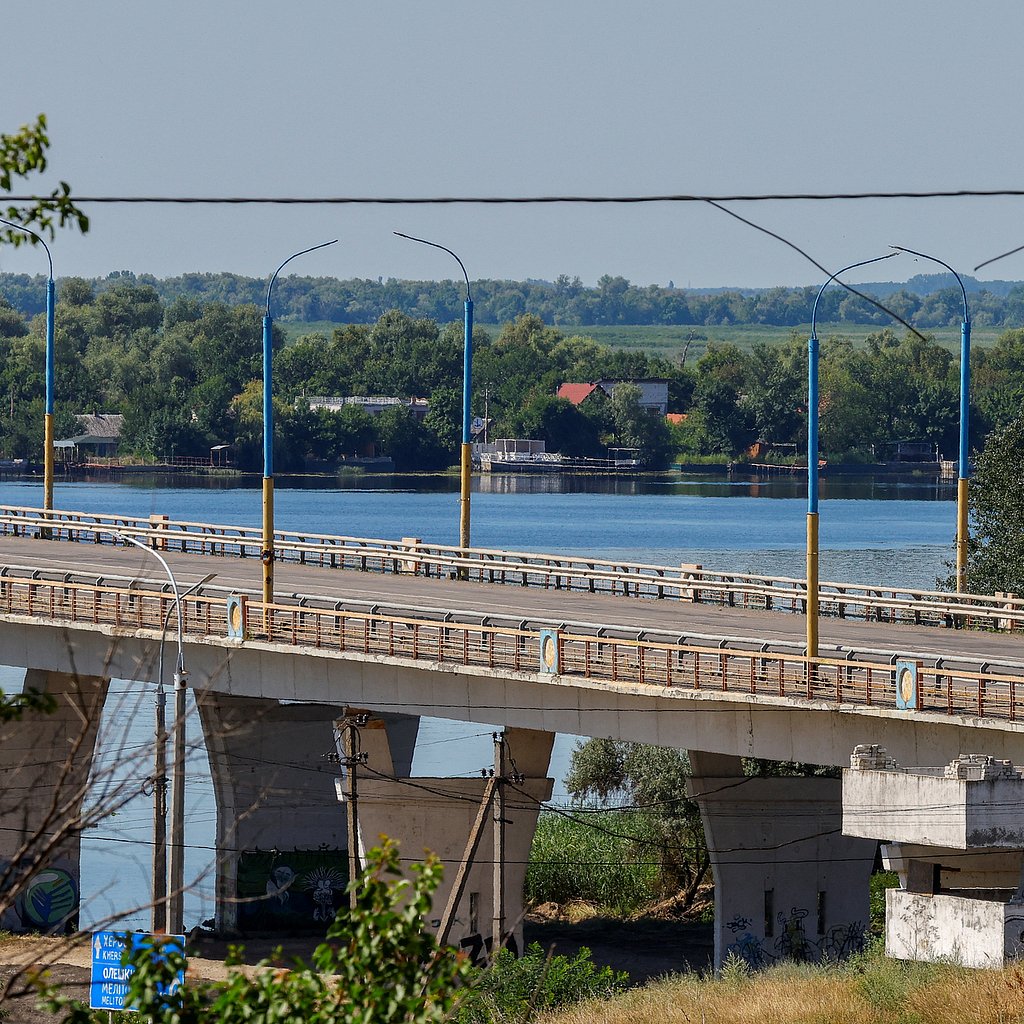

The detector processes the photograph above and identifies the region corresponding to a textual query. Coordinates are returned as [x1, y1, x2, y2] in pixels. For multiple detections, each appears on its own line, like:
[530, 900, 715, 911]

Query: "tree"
[42, 838, 472, 1024]
[565, 739, 709, 913]
[504, 394, 602, 458]
[1, 115, 88, 247]
[954, 414, 1024, 594]
[376, 406, 448, 470]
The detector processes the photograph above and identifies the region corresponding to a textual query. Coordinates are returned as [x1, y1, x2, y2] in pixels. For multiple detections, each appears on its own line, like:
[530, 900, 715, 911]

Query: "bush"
[455, 942, 628, 1024]
[39, 838, 471, 1024]
[869, 871, 899, 936]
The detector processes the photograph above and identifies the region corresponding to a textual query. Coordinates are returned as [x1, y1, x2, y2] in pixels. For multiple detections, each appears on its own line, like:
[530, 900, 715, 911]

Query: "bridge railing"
[1, 503, 1021, 632]
[2, 570, 1022, 723]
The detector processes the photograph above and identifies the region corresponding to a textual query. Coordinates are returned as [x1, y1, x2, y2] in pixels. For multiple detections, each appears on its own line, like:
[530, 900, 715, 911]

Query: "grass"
[536, 944, 1024, 1024]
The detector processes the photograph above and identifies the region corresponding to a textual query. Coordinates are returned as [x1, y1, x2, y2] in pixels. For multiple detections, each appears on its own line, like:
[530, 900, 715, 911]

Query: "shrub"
[455, 942, 628, 1024]
[39, 838, 471, 1024]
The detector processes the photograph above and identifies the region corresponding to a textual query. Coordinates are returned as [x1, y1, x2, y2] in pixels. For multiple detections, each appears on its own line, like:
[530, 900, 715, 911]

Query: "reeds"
[525, 811, 662, 917]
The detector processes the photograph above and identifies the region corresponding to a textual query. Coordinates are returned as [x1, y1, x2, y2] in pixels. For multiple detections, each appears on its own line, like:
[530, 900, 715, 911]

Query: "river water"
[1, 472, 957, 928]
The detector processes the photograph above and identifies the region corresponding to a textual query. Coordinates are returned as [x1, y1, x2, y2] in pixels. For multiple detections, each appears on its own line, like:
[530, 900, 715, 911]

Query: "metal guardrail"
[1, 503, 1021, 633]
[1, 570, 1023, 723]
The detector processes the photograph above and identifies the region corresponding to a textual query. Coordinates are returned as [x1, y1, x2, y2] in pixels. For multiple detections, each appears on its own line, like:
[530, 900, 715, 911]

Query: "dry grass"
[535, 953, 1024, 1024]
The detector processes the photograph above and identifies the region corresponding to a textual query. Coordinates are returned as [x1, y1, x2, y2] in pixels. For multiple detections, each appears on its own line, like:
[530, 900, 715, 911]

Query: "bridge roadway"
[3, 533, 1024, 672]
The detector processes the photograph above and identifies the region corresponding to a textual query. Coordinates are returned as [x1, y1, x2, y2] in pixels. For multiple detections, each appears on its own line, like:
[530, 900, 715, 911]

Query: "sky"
[4, 0, 1024, 290]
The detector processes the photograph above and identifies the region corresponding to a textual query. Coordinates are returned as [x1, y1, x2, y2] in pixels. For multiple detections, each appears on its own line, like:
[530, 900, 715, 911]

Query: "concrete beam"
[6, 618, 1024, 770]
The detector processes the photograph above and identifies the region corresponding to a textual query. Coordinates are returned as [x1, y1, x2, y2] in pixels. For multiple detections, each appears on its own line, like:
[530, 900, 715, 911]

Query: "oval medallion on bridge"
[226, 595, 247, 640]
[895, 659, 919, 710]
[539, 630, 560, 674]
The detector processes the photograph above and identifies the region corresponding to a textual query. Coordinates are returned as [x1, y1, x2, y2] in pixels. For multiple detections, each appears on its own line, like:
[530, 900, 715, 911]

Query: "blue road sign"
[89, 931, 185, 1011]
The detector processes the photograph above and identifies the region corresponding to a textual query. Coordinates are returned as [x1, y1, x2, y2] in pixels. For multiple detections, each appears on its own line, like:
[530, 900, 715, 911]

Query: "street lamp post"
[146, 570, 215, 932]
[891, 246, 971, 593]
[114, 531, 190, 934]
[0, 219, 56, 513]
[394, 232, 474, 551]
[262, 240, 337, 610]
[806, 253, 897, 662]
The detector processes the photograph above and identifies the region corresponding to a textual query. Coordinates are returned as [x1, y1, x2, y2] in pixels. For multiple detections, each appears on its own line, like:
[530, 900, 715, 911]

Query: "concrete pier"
[688, 751, 876, 970]
[844, 746, 1024, 967]
[0, 671, 109, 932]
[199, 694, 419, 933]
[338, 724, 554, 959]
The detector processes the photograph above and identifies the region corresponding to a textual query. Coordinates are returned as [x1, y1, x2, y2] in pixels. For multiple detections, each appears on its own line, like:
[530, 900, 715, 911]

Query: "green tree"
[690, 343, 753, 455]
[607, 382, 672, 466]
[741, 339, 805, 443]
[565, 739, 709, 912]
[1, 115, 88, 246]
[955, 415, 1024, 594]
[43, 839, 471, 1024]
[423, 385, 462, 456]
[376, 406, 448, 470]
[504, 394, 602, 457]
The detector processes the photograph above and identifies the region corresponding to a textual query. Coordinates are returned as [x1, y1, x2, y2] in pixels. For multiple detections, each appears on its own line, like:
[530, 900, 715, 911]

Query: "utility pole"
[151, 684, 168, 932]
[338, 714, 368, 909]
[167, 663, 187, 934]
[492, 732, 506, 951]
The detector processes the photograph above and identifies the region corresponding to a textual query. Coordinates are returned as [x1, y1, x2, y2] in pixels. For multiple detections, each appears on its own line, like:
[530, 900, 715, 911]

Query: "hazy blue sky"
[4, 0, 1024, 289]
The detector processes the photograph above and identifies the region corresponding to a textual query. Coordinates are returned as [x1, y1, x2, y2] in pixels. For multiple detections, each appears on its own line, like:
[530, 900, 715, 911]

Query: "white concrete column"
[0, 670, 109, 932]
[687, 750, 876, 970]
[199, 694, 419, 933]
[338, 725, 555, 963]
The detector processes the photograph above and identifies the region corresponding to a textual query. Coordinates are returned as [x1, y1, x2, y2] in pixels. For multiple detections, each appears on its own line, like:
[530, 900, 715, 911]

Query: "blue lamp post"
[806, 252, 897, 660]
[394, 232, 474, 551]
[262, 240, 337, 609]
[891, 246, 971, 593]
[0, 219, 56, 513]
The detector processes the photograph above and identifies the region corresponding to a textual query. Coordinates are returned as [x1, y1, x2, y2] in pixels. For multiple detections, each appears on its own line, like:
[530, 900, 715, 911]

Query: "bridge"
[2, 504, 1024, 969]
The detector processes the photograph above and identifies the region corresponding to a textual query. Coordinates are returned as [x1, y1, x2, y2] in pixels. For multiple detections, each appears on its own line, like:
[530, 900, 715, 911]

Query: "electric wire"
[7, 188, 1024, 205]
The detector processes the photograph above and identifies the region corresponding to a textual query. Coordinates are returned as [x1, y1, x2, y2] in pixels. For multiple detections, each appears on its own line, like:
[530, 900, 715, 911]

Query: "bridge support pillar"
[339, 725, 554, 962]
[199, 694, 419, 934]
[687, 751, 875, 971]
[0, 670, 109, 933]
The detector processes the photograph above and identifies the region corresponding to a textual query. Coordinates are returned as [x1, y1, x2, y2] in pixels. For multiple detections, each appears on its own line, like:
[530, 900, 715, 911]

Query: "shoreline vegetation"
[4, 275, 1024, 478]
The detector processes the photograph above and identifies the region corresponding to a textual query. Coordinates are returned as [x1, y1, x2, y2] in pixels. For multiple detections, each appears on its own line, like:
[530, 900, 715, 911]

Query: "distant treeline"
[3, 270, 1024, 329]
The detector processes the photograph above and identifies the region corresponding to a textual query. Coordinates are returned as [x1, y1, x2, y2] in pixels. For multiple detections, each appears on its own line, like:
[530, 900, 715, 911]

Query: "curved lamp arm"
[811, 252, 898, 337]
[393, 231, 472, 302]
[890, 245, 968, 324]
[0, 217, 52, 278]
[266, 239, 338, 316]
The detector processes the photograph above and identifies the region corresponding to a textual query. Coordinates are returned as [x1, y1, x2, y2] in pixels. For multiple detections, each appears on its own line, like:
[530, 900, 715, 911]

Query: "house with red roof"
[557, 379, 670, 416]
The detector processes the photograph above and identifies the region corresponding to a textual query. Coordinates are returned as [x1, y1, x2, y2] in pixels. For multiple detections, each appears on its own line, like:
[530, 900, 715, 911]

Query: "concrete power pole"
[492, 732, 506, 950]
[338, 715, 368, 909]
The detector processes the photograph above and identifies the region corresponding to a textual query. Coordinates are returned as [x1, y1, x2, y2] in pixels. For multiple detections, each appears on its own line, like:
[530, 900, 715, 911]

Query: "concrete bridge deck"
[2, 533, 1023, 673]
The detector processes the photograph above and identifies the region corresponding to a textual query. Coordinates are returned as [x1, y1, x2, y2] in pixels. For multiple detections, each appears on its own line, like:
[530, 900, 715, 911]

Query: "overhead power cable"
[6, 188, 1024, 206]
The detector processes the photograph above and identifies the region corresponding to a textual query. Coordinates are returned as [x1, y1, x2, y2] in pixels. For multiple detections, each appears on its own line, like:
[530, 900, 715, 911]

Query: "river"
[1, 472, 957, 928]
